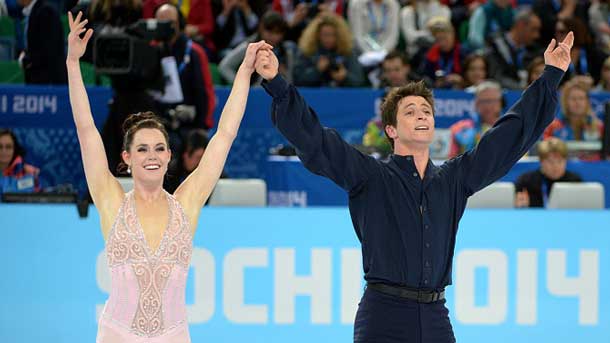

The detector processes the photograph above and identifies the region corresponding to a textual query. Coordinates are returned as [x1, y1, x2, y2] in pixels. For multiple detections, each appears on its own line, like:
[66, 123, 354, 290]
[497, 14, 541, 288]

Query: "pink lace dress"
[97, 191, 193, 343]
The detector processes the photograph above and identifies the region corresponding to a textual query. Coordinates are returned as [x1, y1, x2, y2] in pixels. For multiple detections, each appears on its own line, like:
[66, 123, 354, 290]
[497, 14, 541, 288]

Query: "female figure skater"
[66, 11, 271, 342]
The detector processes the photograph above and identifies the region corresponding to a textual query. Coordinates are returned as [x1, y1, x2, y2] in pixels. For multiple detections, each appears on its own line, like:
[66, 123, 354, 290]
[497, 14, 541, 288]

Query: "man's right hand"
[255, 49, 279, 80]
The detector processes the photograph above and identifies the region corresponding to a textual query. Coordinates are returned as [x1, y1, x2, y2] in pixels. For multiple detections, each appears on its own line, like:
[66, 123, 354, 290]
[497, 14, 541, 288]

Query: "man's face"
[475, 88, 503, 126]
[382, 57, 410, 87]
[260, 28, 284, 48]
[540, 152, 567, 180]
[433, 31, 454, 52]
[155, 5, 180, 39]
[522, 16, 541, 46]
[386, 96, 436, 148]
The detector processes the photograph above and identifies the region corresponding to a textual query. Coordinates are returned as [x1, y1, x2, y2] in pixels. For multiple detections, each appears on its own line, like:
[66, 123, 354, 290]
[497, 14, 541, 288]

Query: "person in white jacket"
[348, 0, 400, 54]
[400, 0, 450, 58]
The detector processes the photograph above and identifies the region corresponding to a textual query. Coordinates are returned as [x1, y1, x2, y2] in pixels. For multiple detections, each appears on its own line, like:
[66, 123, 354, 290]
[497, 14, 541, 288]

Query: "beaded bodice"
[102, 190, 192, 337]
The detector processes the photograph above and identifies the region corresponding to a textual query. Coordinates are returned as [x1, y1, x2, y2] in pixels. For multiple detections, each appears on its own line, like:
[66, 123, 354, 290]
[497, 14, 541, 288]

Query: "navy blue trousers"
[354, 287, 456, 343]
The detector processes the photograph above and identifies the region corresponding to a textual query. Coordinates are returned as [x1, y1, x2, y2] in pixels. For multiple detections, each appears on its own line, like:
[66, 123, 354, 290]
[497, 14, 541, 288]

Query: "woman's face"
[318, 24, 337, 50]
[122, 128, 171, 184]
[0, 134, 15, 167]
[565, 88, 589, 118]
[465, 58, 486, 86]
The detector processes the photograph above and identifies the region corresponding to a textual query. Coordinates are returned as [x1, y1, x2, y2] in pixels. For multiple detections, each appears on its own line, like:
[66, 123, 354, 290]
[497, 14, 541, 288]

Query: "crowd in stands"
[0, 0, 609, 204]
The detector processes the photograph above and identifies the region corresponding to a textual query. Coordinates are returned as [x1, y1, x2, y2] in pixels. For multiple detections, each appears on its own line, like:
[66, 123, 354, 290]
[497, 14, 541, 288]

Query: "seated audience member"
[448, 81, 503, 157]
[588, 0, 610, 56]
[467, 0, 513, 51]
[400, 0, 450, 58]
[544, 79, 604, 142]
[421, 17, 466, 89]
[294, 13, 364, 87]
[272, 0, 345, 42]
[555, 17, 599, 87]
[515, 137, 582, 208]
[593, 56, 610, 93]
[462, 53, 487, 92]
[485, 8, 541, 89]
[0, 129, 41, 196]
[212, 0, 265, 57]
[377, 50, 419, 88]
[220, 11, 295, 85]
[165, 129, 227, 194]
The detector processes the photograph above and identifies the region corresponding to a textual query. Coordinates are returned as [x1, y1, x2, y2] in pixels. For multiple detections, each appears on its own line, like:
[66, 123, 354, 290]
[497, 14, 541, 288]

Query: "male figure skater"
[255, 33, 573, 342]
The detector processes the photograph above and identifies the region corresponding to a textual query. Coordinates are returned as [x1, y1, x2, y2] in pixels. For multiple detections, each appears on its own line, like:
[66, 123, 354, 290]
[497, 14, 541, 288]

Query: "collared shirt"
[21, 0, 38, 17]
[262, 66, 564, 290]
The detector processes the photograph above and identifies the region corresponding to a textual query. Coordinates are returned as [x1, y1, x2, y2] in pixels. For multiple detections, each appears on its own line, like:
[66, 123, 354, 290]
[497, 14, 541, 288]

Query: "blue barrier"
[265, 157, 610, 208]
[1, 86, 609, 193]
[1, 205, 608, 342]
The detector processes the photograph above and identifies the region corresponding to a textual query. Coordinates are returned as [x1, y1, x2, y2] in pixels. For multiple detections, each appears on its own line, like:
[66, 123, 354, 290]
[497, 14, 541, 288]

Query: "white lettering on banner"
[434, 99, 474, 118]
[187, 248, 216, 323]
[94, 247, 600, 326]
[516, 250, 538, 325]
[224, 248, 269, 323]
[547, 250, 599, 325]
[455, 249, 508, 324]
[12, 95, 57, 114]
[340, 248, 362, 324]
[274, 248, 332, 324]
[268, 191, 307, 207]
[1, 95, 7, 113]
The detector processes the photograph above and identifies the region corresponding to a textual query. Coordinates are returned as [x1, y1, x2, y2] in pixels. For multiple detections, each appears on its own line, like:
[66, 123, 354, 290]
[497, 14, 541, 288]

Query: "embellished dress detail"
[97, 191, 193, 343]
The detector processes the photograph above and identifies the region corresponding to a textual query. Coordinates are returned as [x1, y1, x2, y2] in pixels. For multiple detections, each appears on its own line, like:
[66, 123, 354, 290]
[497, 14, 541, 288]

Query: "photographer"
[153, 2, 213, 141]
[293, 13, 364, 87]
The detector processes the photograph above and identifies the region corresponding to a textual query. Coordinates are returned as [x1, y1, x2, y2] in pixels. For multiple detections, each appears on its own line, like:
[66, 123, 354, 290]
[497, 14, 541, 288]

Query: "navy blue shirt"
[262, 66, 564, 291]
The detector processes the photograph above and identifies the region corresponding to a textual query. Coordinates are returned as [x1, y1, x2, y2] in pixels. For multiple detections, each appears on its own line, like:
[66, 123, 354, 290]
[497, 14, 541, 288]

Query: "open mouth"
[415, 125, 429, 131]
[143, 164, 161, 170]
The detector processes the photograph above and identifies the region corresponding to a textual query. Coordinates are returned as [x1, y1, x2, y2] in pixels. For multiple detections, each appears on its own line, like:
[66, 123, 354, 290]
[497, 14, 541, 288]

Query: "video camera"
[93, 19, 175, 85]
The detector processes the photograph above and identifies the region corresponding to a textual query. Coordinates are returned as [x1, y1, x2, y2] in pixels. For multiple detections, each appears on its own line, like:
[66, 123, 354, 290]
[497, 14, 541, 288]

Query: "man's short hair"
[383, 50, 410, 66]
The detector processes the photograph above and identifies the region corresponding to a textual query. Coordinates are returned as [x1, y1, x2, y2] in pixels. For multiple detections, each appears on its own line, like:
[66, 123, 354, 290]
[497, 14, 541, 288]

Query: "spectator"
[485, 9, 541, 89]
[348, 0, 400, 54]
[220, 11, 295, 85]
[272, 0, 345, 42]
[88, 0, 142, 27]
[294, 13, 364, 87]
[212, 0, 266, 57]
[555, 17, 599, 87]
[589, 0, 610, 56]
[526, 56, 545, 86]
[143, 0, 217, 60]
[448, 81, 503, 157]
[467, 0, 513, 51]
[515, 137, 581, 208]
[378, 50, 419, 88]
[421, 17, 466, 89]
[18, 0, 67, 84]
[0, 129, 41, 196]
[164, 129, 227, 194]
[533, 0, 589, 46]
[544, 79, 604, 142]
[154, 3, 215, 137]
[462, 53, 487, 92]
[400, 0, 450, 58]
[593, 56, 610, 92]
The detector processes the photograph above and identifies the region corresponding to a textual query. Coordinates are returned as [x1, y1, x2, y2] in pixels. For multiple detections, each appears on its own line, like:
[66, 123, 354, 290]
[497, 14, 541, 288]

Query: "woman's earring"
[127, 165, 131, 174]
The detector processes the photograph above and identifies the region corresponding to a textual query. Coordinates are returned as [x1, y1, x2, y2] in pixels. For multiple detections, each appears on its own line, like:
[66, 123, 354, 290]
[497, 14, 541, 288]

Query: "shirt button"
[425, 261, 430, 267]
[425, 242, 430, 248]
[413, 172, 418, 177]
[424, 224, 429, 230]
[423, 279, 429, 285]
[406, 156, 412, 161]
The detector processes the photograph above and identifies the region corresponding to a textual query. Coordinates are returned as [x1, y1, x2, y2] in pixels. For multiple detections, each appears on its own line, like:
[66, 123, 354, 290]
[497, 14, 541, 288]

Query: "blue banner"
[1, 206, 608, 342]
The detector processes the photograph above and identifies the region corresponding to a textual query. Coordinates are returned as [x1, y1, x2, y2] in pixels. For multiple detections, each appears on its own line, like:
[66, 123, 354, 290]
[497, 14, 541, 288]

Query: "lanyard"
[568, 48, 588, 75]
[367, 1, 387, 38]
[178, 39, 193, 74]
[541, 180, 550, 208]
